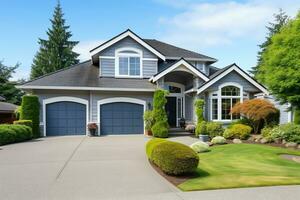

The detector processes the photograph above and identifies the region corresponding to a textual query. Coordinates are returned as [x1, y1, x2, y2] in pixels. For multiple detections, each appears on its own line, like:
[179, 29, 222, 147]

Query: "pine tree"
[0, 61, 24, 105]
[250, 9, 289, 78]
[30, 1, 79, 79]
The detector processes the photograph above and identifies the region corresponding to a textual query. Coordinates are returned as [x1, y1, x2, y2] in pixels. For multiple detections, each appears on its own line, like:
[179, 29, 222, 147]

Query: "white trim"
[184, 88, 197, 94]
[197, 65, 269, 95]
[97, 97, 146, 136]
[99, 56, 115, 59]
[152, 59, 209, 82]
[143, 58, 158, 61]
[165, 57, 217, 62]
[43, 96, 89, 137]
[209, 83, 244, 122]
[90, 30, 166, 61]
[115, 47, 143, 78]
[17, 85, 155, 92]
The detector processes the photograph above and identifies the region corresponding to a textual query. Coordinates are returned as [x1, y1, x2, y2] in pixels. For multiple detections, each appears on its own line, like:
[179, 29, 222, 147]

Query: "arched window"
[211, 83, 244, 121]
[220, 86, 241, 120]
[115, 47, 142, 77]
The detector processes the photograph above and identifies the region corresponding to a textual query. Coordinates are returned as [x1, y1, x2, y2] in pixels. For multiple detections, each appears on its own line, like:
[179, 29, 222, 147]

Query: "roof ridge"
[20, 60, 91, 86]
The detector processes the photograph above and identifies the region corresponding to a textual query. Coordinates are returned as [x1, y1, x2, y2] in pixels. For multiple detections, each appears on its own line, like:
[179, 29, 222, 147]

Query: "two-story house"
[19, 29, 271, 136]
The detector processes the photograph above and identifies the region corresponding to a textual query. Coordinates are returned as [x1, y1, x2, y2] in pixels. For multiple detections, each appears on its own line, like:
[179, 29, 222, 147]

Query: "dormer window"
[115, 48, 142, 78]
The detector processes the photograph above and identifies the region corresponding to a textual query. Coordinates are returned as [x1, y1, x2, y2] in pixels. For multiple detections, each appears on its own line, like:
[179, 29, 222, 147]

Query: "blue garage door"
[100, 102, 143, 135]
[46, 101, 86, 136]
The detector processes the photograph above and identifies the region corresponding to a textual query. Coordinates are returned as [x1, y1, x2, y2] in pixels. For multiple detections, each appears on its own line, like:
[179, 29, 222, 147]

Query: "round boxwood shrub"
[20, 95, 40, 138]
[223, 124, 252, 140]
[211, 136, 227, 145]
[146, 138, 167, 159]
[190, 141, 209, 153]
[150, 140, 199, 175]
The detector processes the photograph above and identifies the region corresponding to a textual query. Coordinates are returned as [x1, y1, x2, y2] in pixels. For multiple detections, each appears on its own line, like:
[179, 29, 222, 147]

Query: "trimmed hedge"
[13, 120, 32, 128]
[146, 139, 199, 175]
[152, 121, 169, 138]
[20, 95, 40, 138]
[223, 124, 252, 140]
[195, 121, 224, 138]
[0, 124, 32, 146]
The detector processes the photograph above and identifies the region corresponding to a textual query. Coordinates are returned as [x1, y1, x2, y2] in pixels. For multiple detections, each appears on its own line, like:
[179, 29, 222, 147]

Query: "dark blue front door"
[100, 102, 143, 135]
[46, 101, 86, 136]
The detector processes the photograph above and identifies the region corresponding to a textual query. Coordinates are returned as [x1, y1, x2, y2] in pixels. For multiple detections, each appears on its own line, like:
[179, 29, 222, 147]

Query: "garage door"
[46, 101, 86, 136]
[100, 102, 144, 135]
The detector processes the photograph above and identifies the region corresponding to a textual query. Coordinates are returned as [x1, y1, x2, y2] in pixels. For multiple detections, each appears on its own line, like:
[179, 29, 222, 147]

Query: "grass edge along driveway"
[179, 143, 300, 191]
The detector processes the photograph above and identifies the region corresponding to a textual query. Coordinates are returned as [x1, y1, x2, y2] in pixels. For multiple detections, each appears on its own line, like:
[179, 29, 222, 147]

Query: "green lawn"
[179, 144, 300, 191]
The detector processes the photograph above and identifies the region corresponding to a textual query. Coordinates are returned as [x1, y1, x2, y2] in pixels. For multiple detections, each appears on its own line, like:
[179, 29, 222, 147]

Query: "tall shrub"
[20, 95, 40, 138]
[151, 90, 169, 138]
[194, 99, 205, 136]
[194, 99, 205, 122]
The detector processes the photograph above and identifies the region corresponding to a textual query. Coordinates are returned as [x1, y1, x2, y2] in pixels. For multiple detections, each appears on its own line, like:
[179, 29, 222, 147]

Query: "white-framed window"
[115, 48, 142, 78]
[210, 83, 245, 121]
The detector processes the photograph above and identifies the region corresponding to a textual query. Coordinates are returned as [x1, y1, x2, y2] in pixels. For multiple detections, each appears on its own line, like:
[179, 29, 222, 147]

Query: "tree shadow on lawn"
[150, 161, 210, 186]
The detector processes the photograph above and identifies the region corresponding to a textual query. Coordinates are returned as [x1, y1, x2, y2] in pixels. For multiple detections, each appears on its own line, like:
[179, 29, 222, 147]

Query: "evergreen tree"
[0, 61, 24, 105]
[30, 1, 79, 79]
[250, 9, 289, 78]
[257, 11, 300, 123]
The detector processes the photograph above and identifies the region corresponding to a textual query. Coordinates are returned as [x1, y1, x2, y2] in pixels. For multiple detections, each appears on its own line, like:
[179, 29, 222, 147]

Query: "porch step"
[168, 128, 193, 137]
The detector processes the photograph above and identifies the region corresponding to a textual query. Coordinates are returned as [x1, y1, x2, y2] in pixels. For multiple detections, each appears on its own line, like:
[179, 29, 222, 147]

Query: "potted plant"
[87, 123, 97, 136]
[144, 110, 154, 136]
[179, 118, 185, 128]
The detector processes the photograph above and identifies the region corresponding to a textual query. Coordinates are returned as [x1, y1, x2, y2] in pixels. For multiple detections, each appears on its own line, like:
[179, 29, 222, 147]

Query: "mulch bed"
[149, 160, 198, 186]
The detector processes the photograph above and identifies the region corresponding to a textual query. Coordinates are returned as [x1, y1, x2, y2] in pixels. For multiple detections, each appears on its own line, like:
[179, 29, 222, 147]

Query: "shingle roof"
[208, 64, 233, 79]
[19, 61, 156, 90]
[0, 102, 18, 113]
[144, 39, 217, 62]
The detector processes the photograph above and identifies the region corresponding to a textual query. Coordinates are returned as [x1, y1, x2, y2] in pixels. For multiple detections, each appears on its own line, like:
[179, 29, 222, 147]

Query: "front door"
[166, 97, 177, 127]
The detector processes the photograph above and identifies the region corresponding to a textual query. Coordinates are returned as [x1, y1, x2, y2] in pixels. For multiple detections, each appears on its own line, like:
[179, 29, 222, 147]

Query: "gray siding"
[206, 71, 261, 93]
[100, 37, 157, 58]
[90, 91, 153, 122]
[99, 37, 158, 78]
[100, 58, 115, 77]
[143, 60, 157, 77]
[185, 95, 193, 121]
[257, 95, 292, 124]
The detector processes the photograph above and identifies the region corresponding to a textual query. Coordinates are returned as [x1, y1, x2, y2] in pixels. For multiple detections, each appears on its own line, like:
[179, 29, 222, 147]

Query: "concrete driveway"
[0, 135, 300, 200]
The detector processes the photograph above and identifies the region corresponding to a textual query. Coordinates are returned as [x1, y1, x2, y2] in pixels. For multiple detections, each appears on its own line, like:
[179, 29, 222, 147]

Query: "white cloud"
[74, 40, 104, 61]
[158, 0, 300, 49]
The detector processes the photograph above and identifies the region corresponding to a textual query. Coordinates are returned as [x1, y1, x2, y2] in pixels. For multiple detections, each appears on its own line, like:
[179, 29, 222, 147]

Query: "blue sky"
[1, 0, 299, 80]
